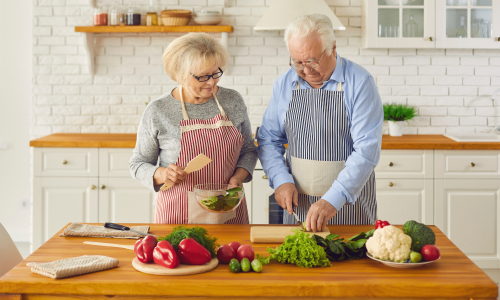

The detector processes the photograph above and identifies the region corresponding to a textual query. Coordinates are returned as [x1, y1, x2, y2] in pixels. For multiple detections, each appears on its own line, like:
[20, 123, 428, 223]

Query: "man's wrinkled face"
[288, 34, 336, 87]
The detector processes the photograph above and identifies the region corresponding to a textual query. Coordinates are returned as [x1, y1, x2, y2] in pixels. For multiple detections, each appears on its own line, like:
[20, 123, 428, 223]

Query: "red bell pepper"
[375, 220, 390, 229]
[134, 235, 158, 263]
[177, 238, 212, 265]
[153, 240, 180, 269]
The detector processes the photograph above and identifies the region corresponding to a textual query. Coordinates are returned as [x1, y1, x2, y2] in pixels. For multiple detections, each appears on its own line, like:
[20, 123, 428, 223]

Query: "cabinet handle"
[389, 162, 394, 167]
[388, 182, 394, 187]
[428, 37, 433, 41]
[62, 160, 67, 165]
[470, 162, 475, 167]
[101, 185, 106, 189]
[91, 185, 96, 190]
[262, 175, 268, 179]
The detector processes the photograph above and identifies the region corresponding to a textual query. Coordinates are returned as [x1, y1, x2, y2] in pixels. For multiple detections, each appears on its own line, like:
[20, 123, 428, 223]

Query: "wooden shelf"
[75, 25, 233, 75]
[75, 25, 233, 33]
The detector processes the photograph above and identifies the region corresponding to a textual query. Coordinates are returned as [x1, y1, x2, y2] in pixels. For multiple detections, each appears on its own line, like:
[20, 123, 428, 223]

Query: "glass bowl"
[193, 183, 244, 213]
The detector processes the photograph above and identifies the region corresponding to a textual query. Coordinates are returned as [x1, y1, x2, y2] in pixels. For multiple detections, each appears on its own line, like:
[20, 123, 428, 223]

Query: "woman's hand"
[154, 164, 187, 187]
[228, 168, 250, 188]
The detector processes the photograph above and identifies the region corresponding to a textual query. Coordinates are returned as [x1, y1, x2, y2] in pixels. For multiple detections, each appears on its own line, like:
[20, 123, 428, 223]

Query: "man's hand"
[275, 183, 298, 215]
[305, 199, 337, 232]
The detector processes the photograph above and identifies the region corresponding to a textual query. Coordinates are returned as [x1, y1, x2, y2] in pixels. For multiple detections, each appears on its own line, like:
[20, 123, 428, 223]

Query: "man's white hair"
[284, 14, 336, 55]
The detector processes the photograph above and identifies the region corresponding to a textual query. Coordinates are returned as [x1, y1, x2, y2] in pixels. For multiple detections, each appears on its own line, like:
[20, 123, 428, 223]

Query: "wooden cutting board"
[132, 257, 219, 276]
[250, 226, 330, 243]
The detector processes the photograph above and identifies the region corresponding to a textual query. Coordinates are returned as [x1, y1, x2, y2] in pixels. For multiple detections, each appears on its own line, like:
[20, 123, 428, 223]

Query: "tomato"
[381, 221, 390, 228]
[375, 220, 390, 229]
[236, 244, 255, 262]
[421, 245, 440, 261]
[228, 241, 241, 253]
[217, 244, 235, 264]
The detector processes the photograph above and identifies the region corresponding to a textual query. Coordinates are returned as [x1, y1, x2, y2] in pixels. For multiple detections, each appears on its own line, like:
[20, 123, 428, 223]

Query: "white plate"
[366, 252, 440, 268]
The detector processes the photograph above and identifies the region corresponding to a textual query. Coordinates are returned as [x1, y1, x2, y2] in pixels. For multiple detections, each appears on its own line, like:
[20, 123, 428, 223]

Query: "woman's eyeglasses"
[191, 68, 224, 82]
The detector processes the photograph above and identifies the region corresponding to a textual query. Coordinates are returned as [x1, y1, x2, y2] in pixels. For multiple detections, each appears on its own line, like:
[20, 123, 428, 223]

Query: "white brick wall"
[31, 0, 500, 137]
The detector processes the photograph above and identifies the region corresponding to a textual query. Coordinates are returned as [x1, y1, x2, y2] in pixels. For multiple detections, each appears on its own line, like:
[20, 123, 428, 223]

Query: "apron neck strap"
[294, 53, 344, 92]
[179, 86, 226, 121]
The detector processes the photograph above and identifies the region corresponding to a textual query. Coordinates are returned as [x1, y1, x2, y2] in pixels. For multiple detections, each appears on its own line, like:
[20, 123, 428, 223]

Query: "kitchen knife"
[160, 153, 212, 191]
[292, 209, 306, 232]
[104, 222, 158, 237]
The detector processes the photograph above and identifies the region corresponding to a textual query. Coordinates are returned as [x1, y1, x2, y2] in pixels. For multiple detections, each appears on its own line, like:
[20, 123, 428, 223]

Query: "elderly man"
[257, 14, 383, 232]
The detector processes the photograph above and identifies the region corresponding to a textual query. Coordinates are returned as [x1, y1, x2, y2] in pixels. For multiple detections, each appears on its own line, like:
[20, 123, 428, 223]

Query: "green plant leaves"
[383, 103, 417, 122]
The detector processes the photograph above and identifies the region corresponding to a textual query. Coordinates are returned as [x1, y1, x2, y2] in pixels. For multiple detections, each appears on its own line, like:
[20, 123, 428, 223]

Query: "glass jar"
[146, 6, 158, 26]
[109, 7, 124, 26]
[126, 7, 141, 26]
[93, 7, 108, 26]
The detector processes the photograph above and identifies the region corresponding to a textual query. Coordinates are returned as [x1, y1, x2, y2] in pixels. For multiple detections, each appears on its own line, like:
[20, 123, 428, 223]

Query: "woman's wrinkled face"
[183, 63, 221, 100]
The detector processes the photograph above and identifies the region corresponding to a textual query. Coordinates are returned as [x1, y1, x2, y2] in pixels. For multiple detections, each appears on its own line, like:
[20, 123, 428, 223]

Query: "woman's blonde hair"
[162, 33, 229, 84]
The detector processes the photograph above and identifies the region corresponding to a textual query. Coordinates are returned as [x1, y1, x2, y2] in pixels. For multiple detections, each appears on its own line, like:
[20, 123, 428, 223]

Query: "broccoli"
[403, 220, 436, 252]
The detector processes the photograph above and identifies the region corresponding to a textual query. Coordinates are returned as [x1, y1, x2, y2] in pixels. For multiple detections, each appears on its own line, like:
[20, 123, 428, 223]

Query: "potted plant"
[383, 103, 417, 137]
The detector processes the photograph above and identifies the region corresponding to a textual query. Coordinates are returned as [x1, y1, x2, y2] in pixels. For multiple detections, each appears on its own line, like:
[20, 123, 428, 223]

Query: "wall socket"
[19, 199, 30, 210]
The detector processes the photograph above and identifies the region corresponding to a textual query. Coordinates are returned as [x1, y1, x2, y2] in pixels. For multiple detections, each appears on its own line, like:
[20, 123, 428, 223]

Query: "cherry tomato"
[236, 244, 255, 262]
[375, 220, 390, 229]
[421, 245, 440, 261]
[216, 245, 235, 264]
[381, 221, 390, 228]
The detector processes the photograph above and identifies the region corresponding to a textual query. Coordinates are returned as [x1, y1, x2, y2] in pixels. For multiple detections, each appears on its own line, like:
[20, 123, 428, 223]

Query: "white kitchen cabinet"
[362, 0, 500, 49]
[434, 178, 500, 269]
[435, 150, 500, 179]
[251, 169, 275, 225]
[376, 178, 434, 225]
[32, 176, 99, 250]
[375, 150, 433, 179]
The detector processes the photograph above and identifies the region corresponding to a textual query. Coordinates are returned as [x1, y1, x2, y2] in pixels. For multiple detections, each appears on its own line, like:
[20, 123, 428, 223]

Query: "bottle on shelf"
[146, 6, 159, 26]
[93, 7, 108, 26]
[109, 7, 124, 26]
[456, 15, 467, 38]
[126, 6, 141, 26]
[405, 15, 418, 37]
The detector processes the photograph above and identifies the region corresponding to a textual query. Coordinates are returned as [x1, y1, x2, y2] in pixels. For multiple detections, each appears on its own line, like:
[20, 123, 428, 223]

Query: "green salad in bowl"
[194, 183, 244, 213]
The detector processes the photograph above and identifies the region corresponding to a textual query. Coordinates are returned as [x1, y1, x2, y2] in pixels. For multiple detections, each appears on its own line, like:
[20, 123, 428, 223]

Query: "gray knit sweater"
[130, 86, 258, 192]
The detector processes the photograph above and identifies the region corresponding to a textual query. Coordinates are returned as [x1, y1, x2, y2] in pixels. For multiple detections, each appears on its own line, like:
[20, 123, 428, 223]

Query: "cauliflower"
[366, 225, 412, 263]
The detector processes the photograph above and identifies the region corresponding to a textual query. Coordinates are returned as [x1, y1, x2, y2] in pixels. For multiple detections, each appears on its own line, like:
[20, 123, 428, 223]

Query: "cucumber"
[251, 259, 263, 273]
[240, 258, 251, 272]
[229, 258, 240, 273]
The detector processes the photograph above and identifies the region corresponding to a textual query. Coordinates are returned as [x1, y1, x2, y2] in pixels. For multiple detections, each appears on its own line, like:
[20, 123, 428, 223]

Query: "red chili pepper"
[134, 235, 158, 263]
[153, 240, 180, 269]
[375, 220, 391, 229]
[177, 238, 212, 265]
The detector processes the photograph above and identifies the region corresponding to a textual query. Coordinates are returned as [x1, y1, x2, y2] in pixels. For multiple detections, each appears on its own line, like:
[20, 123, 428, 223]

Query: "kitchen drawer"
[375, 150, 433, 179]
[435, 150, 500, 179]
[99, 148, 134, 177]
[33, 148, 98, 177]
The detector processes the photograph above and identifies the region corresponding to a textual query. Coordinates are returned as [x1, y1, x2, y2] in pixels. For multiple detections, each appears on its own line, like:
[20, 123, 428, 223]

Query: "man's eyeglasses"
[191, 68, 224, 82]
[289, 50, 326, 70]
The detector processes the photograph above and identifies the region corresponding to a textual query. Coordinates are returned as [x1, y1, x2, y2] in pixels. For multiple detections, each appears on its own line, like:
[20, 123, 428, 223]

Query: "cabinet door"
[375, 150, 433, 179]
[99, 148, 134, 177]
[376, 178, 434, 225]
[362, 0, 436, 48]
[32, 177, 98, 251]
[435, 179, 500, 269]
[252, 170, 276, 224]
[436, 0, 500, 48]
[435, 150, 500, 179]
[98, 177, 155, 223]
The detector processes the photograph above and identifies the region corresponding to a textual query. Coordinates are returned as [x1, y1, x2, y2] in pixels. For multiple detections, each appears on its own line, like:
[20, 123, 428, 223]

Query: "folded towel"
[27, 255, 119, 279]
[60, 222, 149, 239]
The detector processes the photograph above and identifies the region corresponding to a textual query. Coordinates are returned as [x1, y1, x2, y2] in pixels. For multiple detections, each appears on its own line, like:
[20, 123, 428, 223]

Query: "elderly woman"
[130, 33, 257, 224]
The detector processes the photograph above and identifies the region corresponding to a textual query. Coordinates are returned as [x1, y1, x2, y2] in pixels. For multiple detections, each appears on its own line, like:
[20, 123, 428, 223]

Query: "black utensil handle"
[104, 222, 130, 231]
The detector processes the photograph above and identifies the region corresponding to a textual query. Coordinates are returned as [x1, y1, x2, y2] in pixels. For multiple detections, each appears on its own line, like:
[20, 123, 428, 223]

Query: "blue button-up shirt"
[257, 54, 384, 211]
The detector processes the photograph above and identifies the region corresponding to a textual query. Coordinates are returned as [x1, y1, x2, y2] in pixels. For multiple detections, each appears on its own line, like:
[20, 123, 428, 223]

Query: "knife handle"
[104, 222, 130, 231]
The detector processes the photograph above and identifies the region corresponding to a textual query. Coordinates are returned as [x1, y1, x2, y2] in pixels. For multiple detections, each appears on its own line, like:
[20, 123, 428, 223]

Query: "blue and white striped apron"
[283, 56, 377, 225]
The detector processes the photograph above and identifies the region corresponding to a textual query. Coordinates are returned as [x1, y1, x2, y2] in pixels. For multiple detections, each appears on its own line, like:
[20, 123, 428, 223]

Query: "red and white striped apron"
[154, 86, 250, 224]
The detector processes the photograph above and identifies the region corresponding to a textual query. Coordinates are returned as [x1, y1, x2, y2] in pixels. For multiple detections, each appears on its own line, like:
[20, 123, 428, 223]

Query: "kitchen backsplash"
[31, 0, 500, 138]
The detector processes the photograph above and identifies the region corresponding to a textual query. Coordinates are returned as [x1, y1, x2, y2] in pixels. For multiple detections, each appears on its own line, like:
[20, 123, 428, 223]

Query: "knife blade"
[292, 210, 306, 232]
[160, 153, 212, 191]
[104, 222, 158, 237]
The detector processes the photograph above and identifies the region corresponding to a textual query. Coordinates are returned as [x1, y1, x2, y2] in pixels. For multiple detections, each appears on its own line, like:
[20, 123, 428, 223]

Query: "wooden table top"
[29, 133, 500, 150]
[0, 224, 497, 300]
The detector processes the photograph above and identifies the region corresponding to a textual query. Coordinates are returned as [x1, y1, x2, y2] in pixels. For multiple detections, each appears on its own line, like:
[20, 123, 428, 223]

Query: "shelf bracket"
[82, 32, 95, 75]
[221, 32, 229, 52]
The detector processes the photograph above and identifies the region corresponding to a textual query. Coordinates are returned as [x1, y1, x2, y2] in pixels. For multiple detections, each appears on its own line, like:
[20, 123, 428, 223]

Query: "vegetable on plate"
[421, 244, 440, 261]
[365, 225, 412, 263]
[177, 238, 212, 265]
[153, 240, 180, 269]
[159, 225, 218, 258]
[403, 220, 436, 252]
[134, 235, 158, 263]
[375, 220, 390, 229]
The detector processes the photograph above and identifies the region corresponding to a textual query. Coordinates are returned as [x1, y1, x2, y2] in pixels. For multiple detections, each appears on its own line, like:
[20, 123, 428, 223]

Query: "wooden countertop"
[0, 224, 497, 299]
[30, 133, 500, 150]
